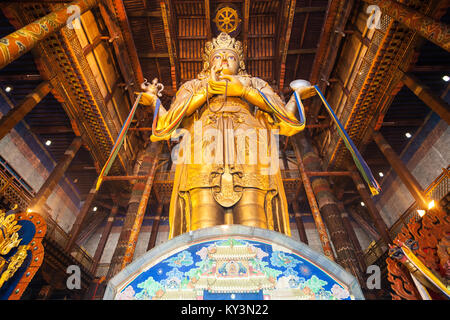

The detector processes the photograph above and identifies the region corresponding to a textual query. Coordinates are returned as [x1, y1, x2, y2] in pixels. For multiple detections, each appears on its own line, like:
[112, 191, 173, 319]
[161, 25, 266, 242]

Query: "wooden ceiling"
[124, 0, 329, 95]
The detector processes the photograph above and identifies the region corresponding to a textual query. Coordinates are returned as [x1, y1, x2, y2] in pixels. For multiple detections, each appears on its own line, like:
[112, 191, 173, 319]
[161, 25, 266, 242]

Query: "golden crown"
[200, 32, 246, 76]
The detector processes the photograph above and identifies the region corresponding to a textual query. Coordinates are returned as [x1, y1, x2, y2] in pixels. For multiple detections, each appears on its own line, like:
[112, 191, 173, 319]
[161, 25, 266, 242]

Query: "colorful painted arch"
[104, 225, 364, 300]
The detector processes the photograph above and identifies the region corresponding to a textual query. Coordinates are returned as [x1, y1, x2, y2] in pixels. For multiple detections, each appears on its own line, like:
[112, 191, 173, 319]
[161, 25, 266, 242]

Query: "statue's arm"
[248, 77, 305, 136]
[150, 80, 208, 141]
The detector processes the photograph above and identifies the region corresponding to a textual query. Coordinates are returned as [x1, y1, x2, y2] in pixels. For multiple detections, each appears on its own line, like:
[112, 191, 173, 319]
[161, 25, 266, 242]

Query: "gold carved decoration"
[213, 7, 241, 34]
[0, 210, 27, 289]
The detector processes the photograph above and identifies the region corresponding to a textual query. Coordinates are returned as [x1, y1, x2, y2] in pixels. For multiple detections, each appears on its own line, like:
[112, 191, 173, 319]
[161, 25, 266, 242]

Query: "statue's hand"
[137, 91, 157, 110]
[295, 86, 316, 100]
[208, 74, 244, 97]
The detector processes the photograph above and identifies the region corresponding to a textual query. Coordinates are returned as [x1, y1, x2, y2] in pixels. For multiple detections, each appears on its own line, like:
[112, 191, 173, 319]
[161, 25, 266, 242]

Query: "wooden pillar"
[362, 0, 450, 52]
[29, 137, 82, 214]
[292, 201, 308, 244]
[106, 141, 162, 280]
[147, 203, 163, 251]
[0, 0, 98, 69]
[91, 204, 118, 274]
[291, 136, 335, 261]
[347, 206, 380, 240]
[65, 180, 99, 251]
[350, 171, 391, 245]
[293, 133, 363, 282]
[401, 71, 450, 125]
[372, 131, 429, 209]
[0, 81, 52, 140]
[337, 202, 367, 274]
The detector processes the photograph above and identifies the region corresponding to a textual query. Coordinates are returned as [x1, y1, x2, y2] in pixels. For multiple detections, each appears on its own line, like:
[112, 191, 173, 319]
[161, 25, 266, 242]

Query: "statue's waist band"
[205, 96, 252, 113]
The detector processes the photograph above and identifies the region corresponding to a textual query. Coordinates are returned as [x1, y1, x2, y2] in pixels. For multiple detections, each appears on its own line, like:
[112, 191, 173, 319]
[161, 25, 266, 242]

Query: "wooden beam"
[243, 0, 250, 58]
[31, 125, 73, 134]
[138, 52, 170, 58]
[411, 65, 450, 72]
[204, 0, 211, 39]
[0, 81, 52, 140]
[381, 119, 424, 127]
[401, 71, 450, 124]
[362, 0, 450, 52]
[276, 0, 296, 91]
[82, 35, 110, 55]
[0, 0, 98, 70]
[161, 0, 179, 90]
[287, 48, 317, 55]
[0, 74, 41, 81]
[127, 11, 161, 17]
[107, 0, 145, 85]
[295, 6, 327, 13]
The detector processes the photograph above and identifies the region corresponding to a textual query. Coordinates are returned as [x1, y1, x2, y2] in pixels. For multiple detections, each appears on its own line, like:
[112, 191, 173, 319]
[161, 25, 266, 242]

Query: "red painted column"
[293, 133, 363, 282]
[106, 141, 162, 280]
[291, 136, 335, 261]
[362, 0, 450, 52]
[0, 0, 98, 69]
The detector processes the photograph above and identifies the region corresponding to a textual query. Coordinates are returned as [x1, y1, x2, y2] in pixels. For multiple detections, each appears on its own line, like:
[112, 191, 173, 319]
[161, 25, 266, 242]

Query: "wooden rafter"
[146, 17, 162, 82]
[276, 0, 296, 91]
[161, 0, 179, 91]
[242, 0, 250, 58]
[293, 0, 311, 81]
[204, 0, 211, 40]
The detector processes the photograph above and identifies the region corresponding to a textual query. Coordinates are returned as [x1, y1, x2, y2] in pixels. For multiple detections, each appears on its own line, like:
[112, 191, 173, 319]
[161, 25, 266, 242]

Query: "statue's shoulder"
[176, 78, 203, 93]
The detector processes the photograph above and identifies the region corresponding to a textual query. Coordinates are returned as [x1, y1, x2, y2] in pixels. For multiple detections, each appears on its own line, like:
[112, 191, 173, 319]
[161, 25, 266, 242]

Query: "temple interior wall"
[0, 95, 81, 233]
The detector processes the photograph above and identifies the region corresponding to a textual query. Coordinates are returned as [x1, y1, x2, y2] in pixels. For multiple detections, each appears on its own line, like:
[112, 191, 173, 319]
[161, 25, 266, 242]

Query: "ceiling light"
[378, 172, 384, 177]
[417, 209, 426, 217]
[428, 200, 435, 210]
[4, 86, 12, 92]
[443, 75, 450, 82]
[360, 202, 365, 207]
[405, 132, 412, 138]
[93, 206, 98, 212]
[45, 140, 52, 146]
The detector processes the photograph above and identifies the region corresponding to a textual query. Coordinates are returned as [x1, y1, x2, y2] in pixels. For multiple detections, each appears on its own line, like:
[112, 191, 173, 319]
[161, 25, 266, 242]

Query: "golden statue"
[140, 32, 309, 239]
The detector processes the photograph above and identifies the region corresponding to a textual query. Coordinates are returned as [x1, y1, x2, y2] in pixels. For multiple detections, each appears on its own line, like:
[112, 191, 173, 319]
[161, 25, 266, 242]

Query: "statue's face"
[210, 49, 239, 75]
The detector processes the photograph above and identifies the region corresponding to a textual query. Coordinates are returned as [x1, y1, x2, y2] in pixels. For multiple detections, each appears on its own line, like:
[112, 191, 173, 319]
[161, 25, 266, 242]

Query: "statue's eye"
[214, 55, 221, 60]
[228, 56, 235, 60]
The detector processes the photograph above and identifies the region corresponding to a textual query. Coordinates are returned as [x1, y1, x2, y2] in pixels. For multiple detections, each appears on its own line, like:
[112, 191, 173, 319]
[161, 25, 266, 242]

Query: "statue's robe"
[151, 75, 302, 238]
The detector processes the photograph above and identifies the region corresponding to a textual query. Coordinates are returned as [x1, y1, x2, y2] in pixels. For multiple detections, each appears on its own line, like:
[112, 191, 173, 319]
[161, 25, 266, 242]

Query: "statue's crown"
[204, 32, 243, 59]
[200, 32, 246, 76]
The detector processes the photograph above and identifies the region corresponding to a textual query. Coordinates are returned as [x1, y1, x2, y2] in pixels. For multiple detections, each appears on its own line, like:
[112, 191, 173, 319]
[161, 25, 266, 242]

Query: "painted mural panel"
[114, 237, 353, 300]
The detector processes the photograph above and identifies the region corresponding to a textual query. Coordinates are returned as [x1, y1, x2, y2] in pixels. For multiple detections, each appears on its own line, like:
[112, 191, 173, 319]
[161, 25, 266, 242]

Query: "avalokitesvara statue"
[139, 32, 311, 239]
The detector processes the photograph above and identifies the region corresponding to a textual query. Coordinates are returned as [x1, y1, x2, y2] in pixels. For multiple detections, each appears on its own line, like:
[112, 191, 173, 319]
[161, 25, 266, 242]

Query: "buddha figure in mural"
[140, 32, 308, 239]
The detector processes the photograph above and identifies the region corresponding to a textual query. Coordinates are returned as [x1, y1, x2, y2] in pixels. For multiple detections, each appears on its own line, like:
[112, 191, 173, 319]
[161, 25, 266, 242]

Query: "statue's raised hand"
[137, 78, 164, 112]
[208, 74, 244, 97]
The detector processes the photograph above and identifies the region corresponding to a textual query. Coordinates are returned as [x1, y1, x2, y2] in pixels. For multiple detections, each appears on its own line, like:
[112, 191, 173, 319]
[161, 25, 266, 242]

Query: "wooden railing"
[364, 166, 449, 266]
[45, 215, 94, 271]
